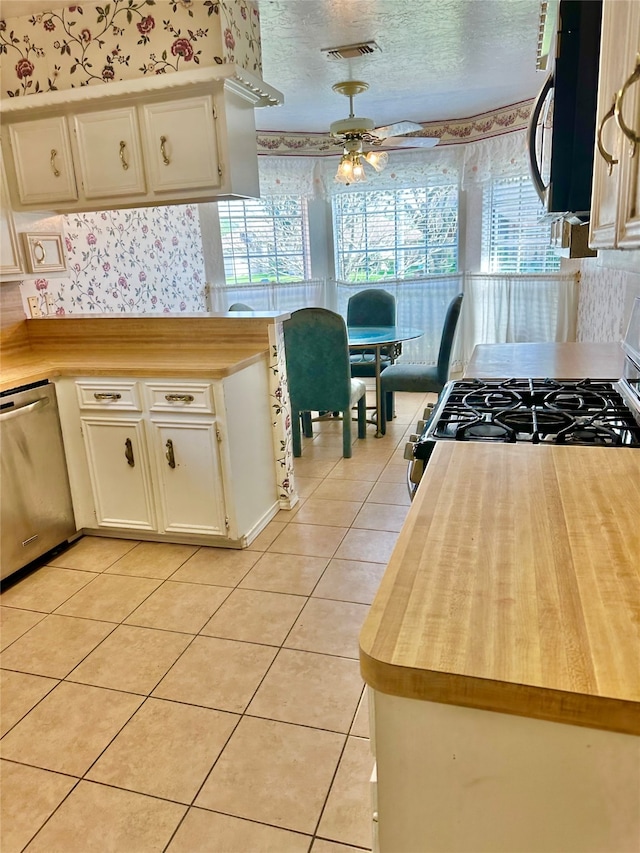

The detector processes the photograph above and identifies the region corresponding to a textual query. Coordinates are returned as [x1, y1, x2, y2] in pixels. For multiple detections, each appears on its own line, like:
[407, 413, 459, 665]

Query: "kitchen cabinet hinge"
[216, 426, 222, 442]
[218, 164, 223, 178]
[225, 516, 230, 530]
[212, 106, 217, 120]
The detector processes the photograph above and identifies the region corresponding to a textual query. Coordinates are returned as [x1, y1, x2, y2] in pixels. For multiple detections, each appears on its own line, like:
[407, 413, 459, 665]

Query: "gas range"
[405, 299, 640, 498]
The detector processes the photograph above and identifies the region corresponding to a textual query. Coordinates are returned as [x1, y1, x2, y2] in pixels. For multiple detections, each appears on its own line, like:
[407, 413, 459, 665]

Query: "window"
[482, 177, 560, 272]
[218, 196, 310, 284]
[333, 186, 459, 282]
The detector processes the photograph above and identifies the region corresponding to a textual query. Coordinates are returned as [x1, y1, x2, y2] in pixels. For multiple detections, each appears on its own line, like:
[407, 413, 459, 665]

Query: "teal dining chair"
[283, 308, 368, 458]
[347, 288, 397, 424]
[228, 302, 253, 311]
[379, 292, 464, 433]
[347, 288, 396, 377]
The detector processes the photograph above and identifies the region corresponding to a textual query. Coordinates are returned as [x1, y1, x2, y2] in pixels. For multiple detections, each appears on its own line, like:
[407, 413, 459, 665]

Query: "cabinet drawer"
[76, 380, 141, 411]
[146, 382, 215, 413]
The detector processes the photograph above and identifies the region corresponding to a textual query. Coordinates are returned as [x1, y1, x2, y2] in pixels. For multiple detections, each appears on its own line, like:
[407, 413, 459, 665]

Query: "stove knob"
[416, 420, 427, 433]
[409, 434, 420, 443]
[403, 440, 416, 460]
[423, 404, 435, 420]
[409, 458, 425, 484]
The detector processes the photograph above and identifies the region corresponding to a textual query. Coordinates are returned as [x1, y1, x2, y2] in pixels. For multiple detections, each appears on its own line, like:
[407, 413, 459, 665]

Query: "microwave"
[528, 0, 603, 222]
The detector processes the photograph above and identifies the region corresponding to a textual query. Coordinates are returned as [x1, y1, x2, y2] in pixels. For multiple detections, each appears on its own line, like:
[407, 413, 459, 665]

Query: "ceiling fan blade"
[377, 135, 440, 149]
[372, 120, 424, 139]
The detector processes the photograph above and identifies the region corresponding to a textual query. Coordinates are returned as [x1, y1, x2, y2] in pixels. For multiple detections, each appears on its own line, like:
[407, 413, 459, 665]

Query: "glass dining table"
[347, 325, 423, 438]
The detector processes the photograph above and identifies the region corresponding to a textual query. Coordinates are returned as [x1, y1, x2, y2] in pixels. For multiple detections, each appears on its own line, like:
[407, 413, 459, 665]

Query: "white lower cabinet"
[370, 690, 640, 853]
[56, 366, 278, 546]
[81, 416, 156, 531]
[149, 417, 227, 537]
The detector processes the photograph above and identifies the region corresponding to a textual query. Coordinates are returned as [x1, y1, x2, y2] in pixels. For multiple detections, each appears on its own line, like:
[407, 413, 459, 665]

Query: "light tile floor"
[0, 390, 433, 853]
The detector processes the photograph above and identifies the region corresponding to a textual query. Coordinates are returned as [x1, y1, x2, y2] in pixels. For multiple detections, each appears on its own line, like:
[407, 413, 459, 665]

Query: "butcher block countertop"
[0, 313, 287, 393]
[465, 341, 625, 379]
[359, 442, 640, 735]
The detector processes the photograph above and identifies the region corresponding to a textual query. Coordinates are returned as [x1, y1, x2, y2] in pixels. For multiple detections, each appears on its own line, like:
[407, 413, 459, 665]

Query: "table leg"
[374, 345, 384, 438]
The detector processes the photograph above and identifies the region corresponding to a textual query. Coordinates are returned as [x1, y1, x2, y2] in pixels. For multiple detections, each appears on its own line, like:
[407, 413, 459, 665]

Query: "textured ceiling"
[0, 0, 547, 135]
[256, 0, 546, 133]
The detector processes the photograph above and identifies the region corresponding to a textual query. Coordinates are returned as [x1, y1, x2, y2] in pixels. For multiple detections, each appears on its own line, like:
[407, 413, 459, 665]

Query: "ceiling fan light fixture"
[335, 151, 367, 185]
[363, 149, 388, 172]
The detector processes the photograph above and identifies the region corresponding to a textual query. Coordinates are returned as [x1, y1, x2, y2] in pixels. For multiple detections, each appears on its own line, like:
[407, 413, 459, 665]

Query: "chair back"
[283, 308, 353, 413]
[436, 293, 464, 386]
[347, 289, 396, 327]
[229, 302, 253, 311]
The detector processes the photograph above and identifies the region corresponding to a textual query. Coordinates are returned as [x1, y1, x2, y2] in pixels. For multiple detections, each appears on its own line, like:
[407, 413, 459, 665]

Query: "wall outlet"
[27, 296, 43, 318]
[45, 293, 55, 314]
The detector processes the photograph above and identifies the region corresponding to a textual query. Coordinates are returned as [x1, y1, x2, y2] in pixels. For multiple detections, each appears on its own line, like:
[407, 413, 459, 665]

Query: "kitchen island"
[360, 442, 640, 852]
[360, 339, 640, 853]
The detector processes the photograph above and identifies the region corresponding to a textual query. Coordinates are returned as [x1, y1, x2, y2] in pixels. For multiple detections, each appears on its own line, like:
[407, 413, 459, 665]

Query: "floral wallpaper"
[0, 0, 261, 96]
[20, 204, 207, 314]
[267, 321, 295, 508]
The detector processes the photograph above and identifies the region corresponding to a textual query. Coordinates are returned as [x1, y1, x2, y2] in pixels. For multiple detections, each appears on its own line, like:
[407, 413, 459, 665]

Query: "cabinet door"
[150, 417, 227, 536]
[0, 151, 24, 279]
[616, 3, 640, 248]
[73, 107, 146, 199]
[141, 95, 220, 193]
[589, 1, 633, 248]
[8, 117, 78, 205]
[81, 416, 156, 531]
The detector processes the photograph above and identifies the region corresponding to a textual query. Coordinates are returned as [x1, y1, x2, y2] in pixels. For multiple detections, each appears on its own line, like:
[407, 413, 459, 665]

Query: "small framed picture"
[20, 232, 67, 274]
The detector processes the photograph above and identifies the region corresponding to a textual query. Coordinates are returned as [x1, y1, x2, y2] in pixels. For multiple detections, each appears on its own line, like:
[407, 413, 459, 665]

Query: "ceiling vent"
[321, 41, 381, 61]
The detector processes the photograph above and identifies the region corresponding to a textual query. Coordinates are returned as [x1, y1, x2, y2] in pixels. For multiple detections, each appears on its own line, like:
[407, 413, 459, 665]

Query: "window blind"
[333, 186, 458, 282]
[218, 196, 310, 285]
[482, 177, 560, 273]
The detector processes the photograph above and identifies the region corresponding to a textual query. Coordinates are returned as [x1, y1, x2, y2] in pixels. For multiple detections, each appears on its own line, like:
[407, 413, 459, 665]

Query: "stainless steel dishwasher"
[1, 380, 76, 580]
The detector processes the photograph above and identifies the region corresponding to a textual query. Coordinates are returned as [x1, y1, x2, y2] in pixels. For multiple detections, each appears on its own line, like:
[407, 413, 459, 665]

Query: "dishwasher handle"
[0, 396, 49, 422]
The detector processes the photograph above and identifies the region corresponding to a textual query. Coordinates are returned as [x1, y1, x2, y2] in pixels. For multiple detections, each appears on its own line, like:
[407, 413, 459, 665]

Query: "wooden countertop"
[465, 342, 625, 379]
[0, 314, 283, 393]
[359, 442, 640, 735]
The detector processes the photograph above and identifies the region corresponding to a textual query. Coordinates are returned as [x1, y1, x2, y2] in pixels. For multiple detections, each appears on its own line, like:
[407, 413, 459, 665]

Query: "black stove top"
[422, 378, 640, 450]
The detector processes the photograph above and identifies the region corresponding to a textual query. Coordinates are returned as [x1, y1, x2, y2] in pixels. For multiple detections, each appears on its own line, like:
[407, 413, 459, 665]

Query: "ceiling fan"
[329, 80, 439, 184]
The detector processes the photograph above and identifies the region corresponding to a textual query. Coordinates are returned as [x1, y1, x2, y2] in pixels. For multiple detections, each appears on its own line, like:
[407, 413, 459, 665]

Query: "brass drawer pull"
[615, 54, 640, 156]
[164, 393, 194, 403]
[160, 135, 170, 166]
[124, 437, 135, 467]
[596, 99, 619, 176]
[50, 148, 60, 177]
[119, 140, 129, 170]
[93, 392, 122, 401]
[165, 438, 176, 469]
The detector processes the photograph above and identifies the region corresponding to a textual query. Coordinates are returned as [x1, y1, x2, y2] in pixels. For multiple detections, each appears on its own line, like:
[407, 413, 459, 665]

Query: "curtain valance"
[257, 128, 531, 199]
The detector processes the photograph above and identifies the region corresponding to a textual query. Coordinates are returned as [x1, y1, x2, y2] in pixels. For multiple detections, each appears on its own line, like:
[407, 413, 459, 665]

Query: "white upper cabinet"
[0, 67, 283, 213]
[142, 96, 220, 194]
[73, 107, 146, 199]
[590, 0, 640, 249]
[8, 116, 78, 206]
[0, 149, 25, 281]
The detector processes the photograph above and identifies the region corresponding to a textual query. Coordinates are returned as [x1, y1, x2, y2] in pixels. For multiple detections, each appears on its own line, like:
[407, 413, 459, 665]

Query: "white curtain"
[461, 130, 530, 189]
[336, 275, 463, 364]
[256, 156, 317, 198]
[213, 279, 328, 313]
[457, 273, 580, 365]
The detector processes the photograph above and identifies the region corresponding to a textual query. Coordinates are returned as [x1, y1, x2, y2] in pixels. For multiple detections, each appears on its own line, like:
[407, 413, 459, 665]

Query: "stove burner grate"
[556, 419, 626, 446]
[454, 419, 514, 441]
[420, 378, 640, 449]
[494, 408, 575, 442]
